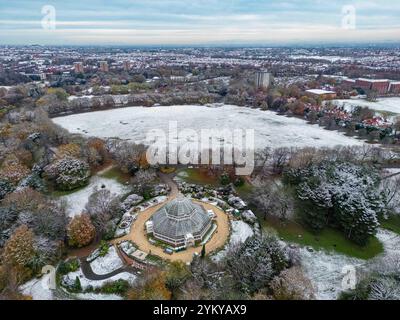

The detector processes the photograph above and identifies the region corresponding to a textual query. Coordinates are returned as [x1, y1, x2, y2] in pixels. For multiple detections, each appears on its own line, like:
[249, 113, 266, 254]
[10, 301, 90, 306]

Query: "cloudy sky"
[0, 0, 399, 45]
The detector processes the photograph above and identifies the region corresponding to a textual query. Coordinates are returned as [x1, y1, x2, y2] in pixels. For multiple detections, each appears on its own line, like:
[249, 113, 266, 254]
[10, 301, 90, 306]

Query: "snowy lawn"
[298, 228, 400, 300]
[20, 273, 55, 300]
[212, 220, 254, 262]
[52, 104, 364, 150]
[74, 292, 123, 300]
[299, 247, 364, 300]
[261, 217, 383, 260]
[59, 175, 130, 218]
[90, 246, 124, 275]
[332, 98, 400, 119]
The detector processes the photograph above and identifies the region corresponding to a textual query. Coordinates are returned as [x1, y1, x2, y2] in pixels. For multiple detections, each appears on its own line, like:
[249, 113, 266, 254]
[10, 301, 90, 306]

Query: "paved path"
[158, 172, 179, 199]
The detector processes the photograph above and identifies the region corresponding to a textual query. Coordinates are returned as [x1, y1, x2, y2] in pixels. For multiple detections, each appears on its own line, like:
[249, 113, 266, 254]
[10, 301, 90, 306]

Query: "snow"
[299, 228, 400, 300]
[332, 98, 400, 117]
[289, 55, 353, 62]
[306, 89, 336, 95]
[230, 220, 254, 244]
[212, 220, 254, 262]
[60, 175, 130, 218]
[52, 104, 364, 150]
[20, 273, 54, 300]
[74, 292, 123, 300]
[299, 248, 364, 300]
[375, 229, 400, 255]
[90, 246, 124, 275]
[382, 168, 400, 177]
[381, 168, 400, 214]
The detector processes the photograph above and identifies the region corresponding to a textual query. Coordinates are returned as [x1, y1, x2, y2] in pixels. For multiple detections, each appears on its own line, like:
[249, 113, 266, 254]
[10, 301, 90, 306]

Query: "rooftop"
[306, 89, 336, 95]
[151, 195, 211, 241]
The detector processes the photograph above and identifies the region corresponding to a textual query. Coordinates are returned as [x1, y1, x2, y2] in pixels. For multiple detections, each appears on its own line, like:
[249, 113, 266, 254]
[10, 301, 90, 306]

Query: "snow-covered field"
[52, 105, 364, 150]
[90, 246, 124, 275]
[289, 55, 353, 63]
[299, 228, 400, 300]
[332, 98, 400, 117]
[20, 273, 55, 300]
[299, 247, 364, 300]
[230, 220, 254, 244]
[212, 220, 254, 261]
[60, 175, 130, 218]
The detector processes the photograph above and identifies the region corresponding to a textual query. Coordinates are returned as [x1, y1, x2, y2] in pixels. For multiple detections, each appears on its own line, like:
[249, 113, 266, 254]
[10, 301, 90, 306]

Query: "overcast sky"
[0, 0, 399, 45]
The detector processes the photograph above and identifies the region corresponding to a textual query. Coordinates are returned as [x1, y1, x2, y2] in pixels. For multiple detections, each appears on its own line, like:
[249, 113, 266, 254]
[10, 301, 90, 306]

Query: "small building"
[184, 233, 195, 248]
[73, 62, 84, 74]
[389, 81, 400, 94]
[342, 79, 356, 89]
[305, 89, 337, 100]
[255, 70, 272, 89]
[355, 78, 390, 95]
[122, 60, 131, 71]
[99, 61, 109, 73]
[145, 221, 153, 234]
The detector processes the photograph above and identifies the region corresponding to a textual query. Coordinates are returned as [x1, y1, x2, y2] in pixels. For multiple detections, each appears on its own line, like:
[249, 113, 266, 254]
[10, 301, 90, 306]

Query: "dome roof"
[151, 195, 211, 241]
[163, 195, 200, 219]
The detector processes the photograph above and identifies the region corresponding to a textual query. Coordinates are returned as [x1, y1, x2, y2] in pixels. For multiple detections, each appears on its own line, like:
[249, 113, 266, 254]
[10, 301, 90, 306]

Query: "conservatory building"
[146, 195, 213, 248]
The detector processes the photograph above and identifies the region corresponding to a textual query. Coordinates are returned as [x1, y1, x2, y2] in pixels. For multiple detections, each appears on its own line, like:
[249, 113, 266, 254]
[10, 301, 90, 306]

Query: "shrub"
[44, 157, 90, 191]
[0, 178, 15, 200]
[99, 279, 130, 295]
[98, 241, 110, 257]
[58, 259, 80, 276]
[67, 214, 96, 248]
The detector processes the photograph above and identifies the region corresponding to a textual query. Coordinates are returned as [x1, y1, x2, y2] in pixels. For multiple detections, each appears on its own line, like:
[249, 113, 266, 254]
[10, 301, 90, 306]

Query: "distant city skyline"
[1, 0, 400, 45]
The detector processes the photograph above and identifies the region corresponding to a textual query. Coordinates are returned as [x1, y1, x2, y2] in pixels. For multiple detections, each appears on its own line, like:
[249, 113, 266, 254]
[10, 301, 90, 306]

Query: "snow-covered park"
[332, 97, 400, 118]
[60, 175, 130, 218]
[52, 104, 364, 150]
[299, 228, 400, 300]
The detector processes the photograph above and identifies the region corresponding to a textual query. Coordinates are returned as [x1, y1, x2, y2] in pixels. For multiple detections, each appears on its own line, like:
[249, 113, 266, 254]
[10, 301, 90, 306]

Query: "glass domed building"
[146, 195, 213, 248]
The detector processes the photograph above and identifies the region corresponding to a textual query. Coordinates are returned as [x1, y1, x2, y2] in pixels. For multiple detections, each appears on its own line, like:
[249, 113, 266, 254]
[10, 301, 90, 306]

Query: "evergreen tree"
[201, 244, 206, 258]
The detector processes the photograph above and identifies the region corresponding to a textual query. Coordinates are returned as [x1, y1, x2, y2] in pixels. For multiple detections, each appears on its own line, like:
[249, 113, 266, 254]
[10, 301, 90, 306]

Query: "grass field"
[380, 215, 400, 235]
[260, 216, 383, 260]
[177, 168, 220, 185]
[176, 167, 254, 196]
[99, 167, 131, 184]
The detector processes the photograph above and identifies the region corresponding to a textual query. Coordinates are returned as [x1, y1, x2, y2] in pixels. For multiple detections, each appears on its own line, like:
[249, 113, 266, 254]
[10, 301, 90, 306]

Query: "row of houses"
[342, 78, 400, 95]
